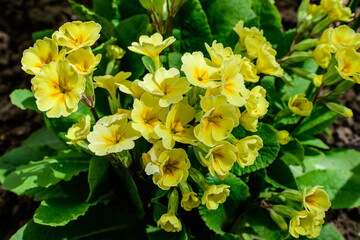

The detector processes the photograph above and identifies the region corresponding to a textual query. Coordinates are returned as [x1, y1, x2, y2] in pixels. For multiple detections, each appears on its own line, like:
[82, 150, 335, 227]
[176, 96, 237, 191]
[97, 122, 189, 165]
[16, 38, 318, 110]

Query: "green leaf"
[93, 37, 117, 76]
[69, 0, 115, 40]
[251, 0, 283, 44]
[86, 156, 111, 203]
[32, 29, 55, 41]
[199, 173, 250, 235]
[297, 135, 329, 149]
[232, 124, 280, 176]
[297, 169, 360, 209]
[168, 52, 183, 70]
[10, 204, 141, 240]
[93, 0, 121, 23]
[34, 198, 92, 227]
[279, 138, 304, 166]
[0, 128, 67, 182]
[202, 0, 251, 43]
[294, 104, 338, 136]
[265, 159, 298, 190]
[2, 150, 89, 195]
[142, 56, 156, 73]
[316, 223, 344, 240]
[44, 101, 93, 142]
[245, 208, 287, 240]
[177, 0, 213, 53]
[118, 0, 147, 20]
[146, 225, 189, 240]
[10, 89, 39, 112]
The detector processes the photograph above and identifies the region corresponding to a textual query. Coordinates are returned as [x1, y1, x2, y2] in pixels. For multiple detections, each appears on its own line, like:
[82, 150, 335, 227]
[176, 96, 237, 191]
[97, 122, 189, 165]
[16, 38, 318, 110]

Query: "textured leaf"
[2, 150, 90, 195]
[317, 223, 344, 240]
[232, 124, 280, 176]
[202, 0, 251, 43]
[168, 52, 183, 70]
[279, 138, 304, 166]
[297, 135, 329, 149]
[86, 156, 111, 203]
[199, 173, 250, 235]
[265, 159, 298, 190]
[297, 169, 360, 209]
[177, 0, 213, 53]
[10, 205, 141, 240]
[10, 89, 39, 112]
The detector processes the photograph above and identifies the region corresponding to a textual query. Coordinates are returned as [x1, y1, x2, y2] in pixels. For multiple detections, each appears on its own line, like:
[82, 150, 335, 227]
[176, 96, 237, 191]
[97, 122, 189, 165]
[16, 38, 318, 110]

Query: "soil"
[0, 0, 359, 239]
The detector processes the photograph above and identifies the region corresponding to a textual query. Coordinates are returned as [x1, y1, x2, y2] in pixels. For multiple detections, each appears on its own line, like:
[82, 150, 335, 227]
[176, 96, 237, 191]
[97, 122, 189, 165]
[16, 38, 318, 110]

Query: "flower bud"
[276, 130, 290, 145]
[269, 209, 288, 231]
[282, 189, 303, 202]
[311, 16, 333, 36]
[326, 102, 353, 118]
[106, 45, 125, 61]
[288, 94, 313, 116]
[295, 38, 318, 51]
[312, 74, 323, 87]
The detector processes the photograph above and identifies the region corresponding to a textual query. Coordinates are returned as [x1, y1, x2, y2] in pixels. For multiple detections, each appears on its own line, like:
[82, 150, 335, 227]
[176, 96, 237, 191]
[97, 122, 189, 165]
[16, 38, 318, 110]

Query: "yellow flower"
[289, 210, 325, 239]
[308, 4, 324, 17]
[288, 94, 313, 116]
[236, 135, 263, 168]
[245, 86, 269, 118]
[181, 52, 221, 89]
[313, 43, 335, 69]
[139, 67, 191, 107]
[239, 57, 259, 83]
[154, 101, 196, 149]
[65, 114, 91, 145]
[31, 60, 85, 118]
[157, 211, 182, 232]
[313, 74, 323, 87]
[330, 25, 360, 50]
[94, 71, 132, 97]
[256, 46, 283, 77]
[320, 0, 353, 22]
[87, 118, 141, 156]
[96, 109, 131, 126]
[276, 130, 290, 145]
[21, 37, 65, 75]
[205, 141, 237, 180]
[118, 79, 146, 99]
[181, 192, 200, 211]
[194, 95, 239, 147]
[303, 186, 331, 215]
[143, 140, 166, 175]
[67, 48, 101, 76]
[205, 40, 234, 67]
[153, 148, 191, 190]
[131, 92, 168, 141]
[128, 33, 175, 60]
[335, 47, 360, 83]
[201, 184, 230, 210]
[220, 59, 250, 107]
[53, 21, 101, 52]
[239, 111, 258, 132]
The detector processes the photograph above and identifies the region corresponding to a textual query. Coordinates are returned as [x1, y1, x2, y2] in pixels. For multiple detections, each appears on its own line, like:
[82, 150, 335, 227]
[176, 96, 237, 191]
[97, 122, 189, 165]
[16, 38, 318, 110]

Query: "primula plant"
[3, 0, 360, 239]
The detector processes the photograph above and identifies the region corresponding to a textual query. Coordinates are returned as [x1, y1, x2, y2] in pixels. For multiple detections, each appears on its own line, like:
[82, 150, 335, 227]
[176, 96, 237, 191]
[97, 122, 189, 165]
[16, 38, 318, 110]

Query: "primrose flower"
[330, 25, 360, 50]
[96, 109, 131, 126]
[220, 59, 250, 107]
[65, 114, 91, 145]
[155, 101, 196, 149]
[205, 40, 234, 67]
[320, 0, 353, 22]
[139, 67, 191, 107]
[303, 186, 331, 215]
[118, 79, 146, 99]
[157, 211, 182, 232]
[143, 140, 166, 175]
[288, 94, 313, 116]
[256, 46, 283, 77]
[202, 184, 230, 210]
[31, 60, 85, 118]
[313, 43, 335, 69]
[181, 192, 200, 211]
[87, 118, 141, 156]
[289, 210, 325, 239]
[239, 57, 260, 83]
[66, 48, 101, 76]
[53, 21, 101, 52]
[131, 92, 168, 141]
[94, 71, 132, 97]
[276, 130, 290, 145]
[239, 111, 258, 132]
[236, 135, 263, 168]
[21, 37, 65, 75]
[128, 33, 175, 61]
[181, 52, 221, 89]
[205, 141, 237, 180]
[335, 47, 360, 83]
[153, 148, 191, 190]
[194, 95, 240, 147]
[245, 86, 269, 118]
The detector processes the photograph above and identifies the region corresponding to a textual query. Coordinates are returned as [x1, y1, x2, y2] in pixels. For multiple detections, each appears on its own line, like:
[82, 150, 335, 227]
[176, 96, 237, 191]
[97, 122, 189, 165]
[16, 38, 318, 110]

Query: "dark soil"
[0, 0, 359, 239]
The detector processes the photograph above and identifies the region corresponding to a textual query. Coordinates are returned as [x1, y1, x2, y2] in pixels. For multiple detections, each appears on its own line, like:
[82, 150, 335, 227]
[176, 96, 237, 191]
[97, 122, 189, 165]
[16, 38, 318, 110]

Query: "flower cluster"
[308, 0, 353, 22]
